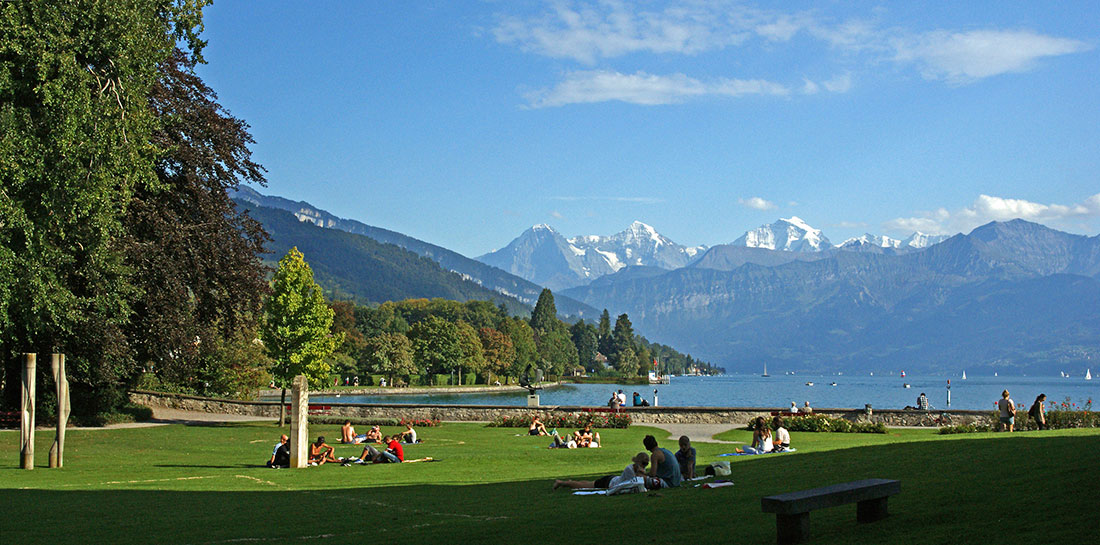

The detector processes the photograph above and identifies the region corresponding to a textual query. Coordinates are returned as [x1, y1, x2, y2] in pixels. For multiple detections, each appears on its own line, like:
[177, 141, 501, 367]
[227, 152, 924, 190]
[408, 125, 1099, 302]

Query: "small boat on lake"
[1087, 369, 1093, 380]
[830, 382, 837, 386]
[961, 370, 966, 380]
[762, 363, 769, 377]
[805, 381, 814, 386]
[903, 383, 911, 389]
[901, 370, 906, 378]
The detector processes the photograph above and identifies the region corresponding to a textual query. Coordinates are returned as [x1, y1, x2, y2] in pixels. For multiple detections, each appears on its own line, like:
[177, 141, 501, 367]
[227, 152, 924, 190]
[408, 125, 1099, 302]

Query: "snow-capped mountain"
[732, 217, 832, 252]
[477, 221, 705, 291]
[838, 231, 950, 254]
[570, 221, 705, 272]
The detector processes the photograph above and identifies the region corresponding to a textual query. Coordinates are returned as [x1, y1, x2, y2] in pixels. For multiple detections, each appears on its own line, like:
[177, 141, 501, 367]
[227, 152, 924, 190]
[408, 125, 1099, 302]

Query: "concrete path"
[647, 422, 744, 444]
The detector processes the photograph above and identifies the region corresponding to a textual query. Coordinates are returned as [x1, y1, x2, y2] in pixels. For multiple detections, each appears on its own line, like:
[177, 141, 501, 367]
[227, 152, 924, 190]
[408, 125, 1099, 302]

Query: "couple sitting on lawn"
[735, 416, 792, 454]
[553, 435, 683, 492]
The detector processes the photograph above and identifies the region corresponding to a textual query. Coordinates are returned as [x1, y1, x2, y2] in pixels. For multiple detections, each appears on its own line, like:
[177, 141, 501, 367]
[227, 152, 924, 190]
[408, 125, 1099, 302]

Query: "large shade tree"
[261, 247, 341, 425]
[0, 0, 209, 414]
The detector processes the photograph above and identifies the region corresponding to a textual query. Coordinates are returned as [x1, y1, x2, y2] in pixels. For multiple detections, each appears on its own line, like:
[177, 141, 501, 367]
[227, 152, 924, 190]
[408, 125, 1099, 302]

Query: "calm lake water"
[308, 373, 1099, 411]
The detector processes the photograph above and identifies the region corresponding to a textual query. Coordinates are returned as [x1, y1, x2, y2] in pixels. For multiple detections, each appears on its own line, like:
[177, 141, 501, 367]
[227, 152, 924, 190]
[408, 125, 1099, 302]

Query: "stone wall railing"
[130, 390, 994, 428]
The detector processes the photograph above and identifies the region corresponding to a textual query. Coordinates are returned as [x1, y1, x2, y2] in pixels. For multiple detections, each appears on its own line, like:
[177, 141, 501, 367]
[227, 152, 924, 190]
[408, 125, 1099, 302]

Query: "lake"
[308, 373, 1099, 411]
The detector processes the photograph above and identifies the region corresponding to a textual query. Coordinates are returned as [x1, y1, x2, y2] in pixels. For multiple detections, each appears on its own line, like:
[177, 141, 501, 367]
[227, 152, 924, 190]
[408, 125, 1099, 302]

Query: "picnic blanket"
[718, 448, 797, 457]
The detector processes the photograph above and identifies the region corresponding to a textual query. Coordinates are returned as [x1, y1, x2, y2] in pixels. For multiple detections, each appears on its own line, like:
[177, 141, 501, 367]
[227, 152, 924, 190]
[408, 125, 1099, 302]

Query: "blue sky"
[197, 1, 1100, 256]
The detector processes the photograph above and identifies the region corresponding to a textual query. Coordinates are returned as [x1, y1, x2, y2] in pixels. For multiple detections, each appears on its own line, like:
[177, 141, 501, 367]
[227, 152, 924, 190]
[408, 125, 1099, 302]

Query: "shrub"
[398, 417, 441, 428]
[753, 415, 887, 434]
[486, 411, 631, 429]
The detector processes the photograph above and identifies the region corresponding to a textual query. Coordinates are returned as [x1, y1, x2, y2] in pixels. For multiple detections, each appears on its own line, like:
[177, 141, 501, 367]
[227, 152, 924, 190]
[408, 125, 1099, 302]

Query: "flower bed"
[486, 412, 631, 429]
[399, 417, 442, 428]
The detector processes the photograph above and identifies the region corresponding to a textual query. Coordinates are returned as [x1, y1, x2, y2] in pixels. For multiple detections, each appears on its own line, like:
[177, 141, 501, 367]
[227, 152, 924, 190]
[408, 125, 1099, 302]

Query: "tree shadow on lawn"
[3, 433, 1097, 545]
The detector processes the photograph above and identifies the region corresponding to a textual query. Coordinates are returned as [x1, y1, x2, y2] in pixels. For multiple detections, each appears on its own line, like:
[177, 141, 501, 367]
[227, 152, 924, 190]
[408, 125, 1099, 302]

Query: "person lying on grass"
[267, 434, 290, 468]
[529, 416, 549, 436]
[553, 452, 649, 490]
[643, 435, 682, 489]
[573, 423, 602, 448]
[675, 435, 696, 480]
[359, 435, 404, 463]
[549, 431, 577, 449]
[310, 436, 338, 465]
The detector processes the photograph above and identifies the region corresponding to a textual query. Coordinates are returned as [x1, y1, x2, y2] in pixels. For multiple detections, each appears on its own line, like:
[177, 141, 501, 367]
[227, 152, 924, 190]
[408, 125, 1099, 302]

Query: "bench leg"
[775, 513, 809, 544]
[857, 497, 889, 523]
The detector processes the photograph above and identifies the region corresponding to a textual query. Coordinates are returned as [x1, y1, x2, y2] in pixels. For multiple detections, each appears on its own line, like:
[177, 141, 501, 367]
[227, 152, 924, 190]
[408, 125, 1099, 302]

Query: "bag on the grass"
[707, 461, 731, 477]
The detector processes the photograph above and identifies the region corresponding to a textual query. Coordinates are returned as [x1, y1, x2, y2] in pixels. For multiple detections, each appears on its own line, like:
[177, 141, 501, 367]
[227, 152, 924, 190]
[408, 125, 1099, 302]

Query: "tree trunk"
[279, 388, 287, 427]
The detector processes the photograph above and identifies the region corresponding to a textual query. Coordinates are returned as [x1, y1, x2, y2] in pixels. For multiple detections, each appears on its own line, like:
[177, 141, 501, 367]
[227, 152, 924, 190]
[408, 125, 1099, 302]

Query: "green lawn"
[2, 421, 1098, 544]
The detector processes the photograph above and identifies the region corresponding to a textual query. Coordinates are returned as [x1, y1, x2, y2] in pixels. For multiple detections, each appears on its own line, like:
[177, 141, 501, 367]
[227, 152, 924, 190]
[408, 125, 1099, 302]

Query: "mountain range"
[561, 219, 1100, 375]
[231, 187, 597, 318]
[478, 216, 949, 289]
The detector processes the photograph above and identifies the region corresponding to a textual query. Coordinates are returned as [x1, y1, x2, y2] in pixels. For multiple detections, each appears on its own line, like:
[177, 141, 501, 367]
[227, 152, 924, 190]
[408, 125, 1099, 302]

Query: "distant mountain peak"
[733, 217, 831, 252]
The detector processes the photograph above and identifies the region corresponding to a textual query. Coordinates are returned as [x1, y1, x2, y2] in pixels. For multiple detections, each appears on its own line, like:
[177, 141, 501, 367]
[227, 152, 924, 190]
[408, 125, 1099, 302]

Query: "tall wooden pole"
[21, 353, 36, 470]
[49, 353, 70, 468]
[289, 375, 309, 468]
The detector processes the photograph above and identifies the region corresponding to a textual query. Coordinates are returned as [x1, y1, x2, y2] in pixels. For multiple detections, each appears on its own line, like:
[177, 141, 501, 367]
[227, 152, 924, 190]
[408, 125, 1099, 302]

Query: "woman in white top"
[739, 416, 773, 454]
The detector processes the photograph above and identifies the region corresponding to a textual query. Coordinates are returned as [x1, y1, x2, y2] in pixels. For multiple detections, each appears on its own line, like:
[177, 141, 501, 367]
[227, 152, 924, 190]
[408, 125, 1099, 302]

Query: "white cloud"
[738, 196, 777, 211]
[526, 70, 788, 108]
[885, 193, 1100, 235]
[893, 29, 1091, 84]
[822, 73, 852, 92]
[550, 196, 665, 204]
[801, 78, 820, 95]
[550, 210, 564, 219]
[493, 1, 748, 64]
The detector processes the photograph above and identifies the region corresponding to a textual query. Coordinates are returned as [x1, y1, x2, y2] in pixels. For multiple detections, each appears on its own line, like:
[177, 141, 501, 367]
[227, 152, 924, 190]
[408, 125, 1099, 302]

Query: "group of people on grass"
[553, 434, 695, 492]
[531, 417, 602, 448]
[998, 390, 1048, 432]
[265, 421, 420, 468]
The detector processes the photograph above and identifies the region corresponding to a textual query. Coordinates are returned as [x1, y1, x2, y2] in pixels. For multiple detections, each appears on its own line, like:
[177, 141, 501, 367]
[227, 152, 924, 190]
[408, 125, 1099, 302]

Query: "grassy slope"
[2, 423, 1098, 545]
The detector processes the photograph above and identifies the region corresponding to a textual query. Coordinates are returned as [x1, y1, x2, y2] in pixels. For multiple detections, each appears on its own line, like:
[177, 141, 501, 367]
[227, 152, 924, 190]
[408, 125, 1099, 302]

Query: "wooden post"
[289, 375, 309, 468]
[49, 353, 70, 468]
[21, 353, 36, 470]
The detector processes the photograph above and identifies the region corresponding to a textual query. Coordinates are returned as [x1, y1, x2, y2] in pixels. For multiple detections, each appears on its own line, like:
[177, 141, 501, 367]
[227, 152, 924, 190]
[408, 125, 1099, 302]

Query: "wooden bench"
[761, 478, 901, 544]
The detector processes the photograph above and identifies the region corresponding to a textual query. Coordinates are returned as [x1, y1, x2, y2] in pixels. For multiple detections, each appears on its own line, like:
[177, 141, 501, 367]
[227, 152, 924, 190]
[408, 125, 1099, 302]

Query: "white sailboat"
[1087, 369, 1093, 380]
[762, 363, 769, 377]
[962, 370, 967, 380]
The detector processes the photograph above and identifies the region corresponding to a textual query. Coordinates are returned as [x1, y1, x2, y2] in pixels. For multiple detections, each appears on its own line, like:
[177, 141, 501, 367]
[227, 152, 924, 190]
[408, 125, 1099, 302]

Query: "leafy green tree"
[611, 313, 635, 361]
[454, 321, 485, 385]
[597, 309, 612, 356]
[613, 346, 638, 376]
[0, 1, 207, 414]
[362, 332, 415, 385]
[261, 248, 341, 424]
[478, 327, 515, 383]
[530, 289, 558, 334]
[407, 315, 461, 376]
[635, 345, 652, 377]
[499, 317, 537, 376]
[537, 327, 578, 378]
[571, 320, 599, 372]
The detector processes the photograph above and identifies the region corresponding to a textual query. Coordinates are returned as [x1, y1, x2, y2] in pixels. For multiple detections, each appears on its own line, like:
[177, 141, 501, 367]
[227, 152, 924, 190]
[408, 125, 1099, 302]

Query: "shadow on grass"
[3, 433, 1098, 545]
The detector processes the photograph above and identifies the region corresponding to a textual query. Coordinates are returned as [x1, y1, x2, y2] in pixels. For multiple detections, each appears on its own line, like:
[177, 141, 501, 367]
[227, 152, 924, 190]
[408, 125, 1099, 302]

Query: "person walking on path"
[998, 390, 1016, 432]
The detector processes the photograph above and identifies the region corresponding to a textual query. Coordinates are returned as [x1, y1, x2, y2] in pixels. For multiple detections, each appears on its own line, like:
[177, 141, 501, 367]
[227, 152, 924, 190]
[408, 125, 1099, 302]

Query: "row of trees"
[321, 289, 718, 385]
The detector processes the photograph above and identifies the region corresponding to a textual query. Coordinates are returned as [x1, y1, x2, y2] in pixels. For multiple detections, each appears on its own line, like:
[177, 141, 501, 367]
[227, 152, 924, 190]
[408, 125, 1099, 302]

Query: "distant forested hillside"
[239, 202, 532, 315]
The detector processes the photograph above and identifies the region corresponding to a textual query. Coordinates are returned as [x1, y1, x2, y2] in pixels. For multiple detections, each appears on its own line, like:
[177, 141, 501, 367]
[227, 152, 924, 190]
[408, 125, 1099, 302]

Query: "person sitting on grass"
[399, 423, 418, 444]
[340, 421, 367, 444]
[553, 452, 649, 491]
[364, 425, 382, 443]
[573, 422, 601, 448]
[309, 436, 337, 465]
[675, 435, 696, 480]
[736, 416, 773, 454]
[529, 416, 549, 436]
[643, 435, 681, 489]
[360, 435, 404, 463]
[267, 434, 290, 468]
[772, 416, 791, 452]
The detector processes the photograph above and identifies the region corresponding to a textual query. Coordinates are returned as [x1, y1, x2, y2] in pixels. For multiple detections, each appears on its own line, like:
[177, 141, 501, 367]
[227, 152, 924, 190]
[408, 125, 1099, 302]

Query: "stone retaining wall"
[130, 390, 994, 428]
